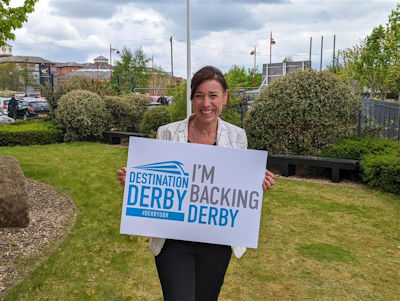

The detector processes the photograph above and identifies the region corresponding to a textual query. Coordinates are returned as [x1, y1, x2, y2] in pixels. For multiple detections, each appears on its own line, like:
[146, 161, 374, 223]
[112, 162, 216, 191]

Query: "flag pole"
[270, 32, 272, 64]
[186, 0, 191, 117]
[254, 46, 256, 87]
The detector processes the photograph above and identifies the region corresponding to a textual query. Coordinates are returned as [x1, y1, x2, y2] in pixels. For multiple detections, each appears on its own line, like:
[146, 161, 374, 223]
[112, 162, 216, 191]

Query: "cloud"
[9, 0, 397, 78]
[49, 0, 117, 19]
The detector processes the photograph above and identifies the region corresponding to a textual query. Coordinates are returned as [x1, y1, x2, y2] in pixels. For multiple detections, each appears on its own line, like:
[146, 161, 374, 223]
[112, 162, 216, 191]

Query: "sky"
[8, 0, 397, 79]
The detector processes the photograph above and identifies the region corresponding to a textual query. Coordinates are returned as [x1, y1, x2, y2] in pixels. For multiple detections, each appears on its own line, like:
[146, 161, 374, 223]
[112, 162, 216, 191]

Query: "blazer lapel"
[216, 118, 233, 148]
[176, 117, 189, 143]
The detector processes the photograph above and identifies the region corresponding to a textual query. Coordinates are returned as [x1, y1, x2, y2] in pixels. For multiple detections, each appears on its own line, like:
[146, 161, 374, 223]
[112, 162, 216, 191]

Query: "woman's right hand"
[117, 167, 127, 186]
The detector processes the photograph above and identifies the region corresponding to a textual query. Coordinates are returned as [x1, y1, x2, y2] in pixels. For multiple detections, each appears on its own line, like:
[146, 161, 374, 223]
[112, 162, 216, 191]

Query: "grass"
[1, 142, 399, 300]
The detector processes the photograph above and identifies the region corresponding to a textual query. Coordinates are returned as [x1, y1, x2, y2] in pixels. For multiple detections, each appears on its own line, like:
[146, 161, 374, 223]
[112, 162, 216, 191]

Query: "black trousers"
[155, 239, 232, 301]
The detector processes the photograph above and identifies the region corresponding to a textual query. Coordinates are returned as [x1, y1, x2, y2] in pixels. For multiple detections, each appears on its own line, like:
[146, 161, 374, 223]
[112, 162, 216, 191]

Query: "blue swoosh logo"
[133, 161, 189, 176]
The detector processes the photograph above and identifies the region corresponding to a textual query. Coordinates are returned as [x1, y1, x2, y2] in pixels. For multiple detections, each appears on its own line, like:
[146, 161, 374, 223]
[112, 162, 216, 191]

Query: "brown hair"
[190, 65, 228, 100]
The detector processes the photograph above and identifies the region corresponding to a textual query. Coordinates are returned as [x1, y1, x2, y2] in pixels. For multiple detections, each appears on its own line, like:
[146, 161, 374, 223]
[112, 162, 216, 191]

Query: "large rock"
[0, 156, 29, 227]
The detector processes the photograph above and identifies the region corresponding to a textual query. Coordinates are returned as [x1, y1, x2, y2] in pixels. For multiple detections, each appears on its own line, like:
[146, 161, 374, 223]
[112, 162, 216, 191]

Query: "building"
[59, 55, 112, 81]
[0, 43, 13, 57]
[0, 44, 55, 87]
[261, 60, 312, 88]
[55, 62, 84, 77]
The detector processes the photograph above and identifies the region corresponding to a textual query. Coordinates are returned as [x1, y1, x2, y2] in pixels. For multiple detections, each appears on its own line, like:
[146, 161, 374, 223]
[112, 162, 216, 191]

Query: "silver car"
[0, 97, 9, 114]
[0, 107, 14, 124]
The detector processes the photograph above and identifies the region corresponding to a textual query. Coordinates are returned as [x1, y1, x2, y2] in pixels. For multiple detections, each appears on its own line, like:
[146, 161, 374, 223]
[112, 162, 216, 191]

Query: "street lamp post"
[109, 44, 120, 79]
[152, 55, 155, 96]
[250, 47, 256, 87]
[145, 56, 155, 96]
[9, 72, 12, 91]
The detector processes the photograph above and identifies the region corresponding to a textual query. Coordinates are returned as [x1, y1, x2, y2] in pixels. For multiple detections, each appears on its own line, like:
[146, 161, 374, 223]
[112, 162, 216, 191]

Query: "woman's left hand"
[262, 169, 275, 191]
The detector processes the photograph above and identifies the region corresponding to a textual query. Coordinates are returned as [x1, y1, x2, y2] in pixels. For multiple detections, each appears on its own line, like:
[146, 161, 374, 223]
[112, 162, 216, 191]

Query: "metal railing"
[358, 99, 400, 141]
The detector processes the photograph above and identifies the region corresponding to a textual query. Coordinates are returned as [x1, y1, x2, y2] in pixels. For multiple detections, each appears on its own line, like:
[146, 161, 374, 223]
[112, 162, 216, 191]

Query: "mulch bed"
[0, 180, 77, 298]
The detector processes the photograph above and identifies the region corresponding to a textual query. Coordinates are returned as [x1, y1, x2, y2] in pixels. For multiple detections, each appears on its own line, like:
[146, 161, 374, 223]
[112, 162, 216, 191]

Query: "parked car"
[8, 100, 51, 120]
[0, 107, 14, 124]
[25, 100, 51, 119]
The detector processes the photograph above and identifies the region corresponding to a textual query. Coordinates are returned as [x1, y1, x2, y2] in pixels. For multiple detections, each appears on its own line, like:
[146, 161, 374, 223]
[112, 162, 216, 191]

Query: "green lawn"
[1, 142, 399, 300]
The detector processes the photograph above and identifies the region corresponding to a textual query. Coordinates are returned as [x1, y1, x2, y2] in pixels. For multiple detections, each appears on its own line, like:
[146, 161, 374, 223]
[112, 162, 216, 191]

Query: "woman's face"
[192, 79, 227, 124]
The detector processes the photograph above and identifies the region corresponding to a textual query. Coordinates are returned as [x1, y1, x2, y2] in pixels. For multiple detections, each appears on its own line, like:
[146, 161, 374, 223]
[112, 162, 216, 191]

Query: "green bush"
[54, 90, 111, 142]
[319, 136, 400, 195]
[245, 70, 360, 155]
[104, 93, 149, 131]
[0, 120, 63, 146]
[361, 153, 400, 195]
[169, 82, 187, 122]
[319, 136, 399, 160]
[42, 75, 116, 113]
[220, 90, 246, 127]
[140, 106, 171, 137]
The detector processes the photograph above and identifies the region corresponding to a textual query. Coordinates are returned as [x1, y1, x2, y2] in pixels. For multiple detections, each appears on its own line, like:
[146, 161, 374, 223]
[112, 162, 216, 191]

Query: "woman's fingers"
[262, 169, 275, 191]
[117, 167, 127, 186]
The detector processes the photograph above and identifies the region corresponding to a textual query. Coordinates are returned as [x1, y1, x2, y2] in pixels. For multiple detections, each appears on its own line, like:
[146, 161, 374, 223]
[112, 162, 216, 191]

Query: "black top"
[188, 140, 217, 145]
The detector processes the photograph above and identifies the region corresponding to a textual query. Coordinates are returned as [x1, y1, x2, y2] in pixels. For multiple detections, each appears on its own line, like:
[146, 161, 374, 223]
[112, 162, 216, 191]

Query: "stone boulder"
[0, 156, 29, 227]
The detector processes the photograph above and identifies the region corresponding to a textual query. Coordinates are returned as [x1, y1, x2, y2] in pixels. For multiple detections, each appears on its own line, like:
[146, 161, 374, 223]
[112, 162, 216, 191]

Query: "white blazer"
[149, 116, 247, 258]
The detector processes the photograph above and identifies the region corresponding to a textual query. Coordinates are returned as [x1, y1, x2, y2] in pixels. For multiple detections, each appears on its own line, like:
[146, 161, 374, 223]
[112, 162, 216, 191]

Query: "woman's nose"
[203, 96, 212, 105]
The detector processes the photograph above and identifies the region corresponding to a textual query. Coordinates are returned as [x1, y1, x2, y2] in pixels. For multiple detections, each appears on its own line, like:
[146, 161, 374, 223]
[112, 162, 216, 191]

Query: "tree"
[224, 65, 262, 89]
[384, 4, 400, 98]
[151, 64, 170, 95]
[20, 58, 38, 90]
[0, 62, 20, 91]
[0, 0, 38, 46]
[111, 47, 151, 94]
[335, 4, 400, 99]
[282, 56, 293, 63]
[169, 82, 187, 122]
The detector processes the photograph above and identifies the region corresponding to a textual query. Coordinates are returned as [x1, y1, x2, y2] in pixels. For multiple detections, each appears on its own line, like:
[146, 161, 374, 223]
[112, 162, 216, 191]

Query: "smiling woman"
[116, 65, 275, 300]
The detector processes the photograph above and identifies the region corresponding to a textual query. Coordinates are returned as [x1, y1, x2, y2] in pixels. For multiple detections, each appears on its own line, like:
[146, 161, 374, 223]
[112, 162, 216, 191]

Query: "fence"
[359, 99, 400, 141]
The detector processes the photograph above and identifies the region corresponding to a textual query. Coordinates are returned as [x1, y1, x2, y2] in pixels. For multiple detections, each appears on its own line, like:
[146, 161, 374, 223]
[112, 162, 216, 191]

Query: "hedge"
[104, 93, 149, 131]
[361, 153, 400, 195]
[140, 106, 171, 138]
[319, 136, 400, 195]
[318, 136, 399, 160]
[0, 120, 63, 146]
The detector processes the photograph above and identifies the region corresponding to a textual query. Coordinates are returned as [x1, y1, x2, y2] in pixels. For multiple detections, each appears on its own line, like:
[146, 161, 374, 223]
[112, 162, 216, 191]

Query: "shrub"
[319, 136, 399, 160]
[245, 70, 360, 155]
[0, 120, 63, 146]
[141, 106, 171, 137]
[220, 90, 246, 127]
[104, 93, 149, 131]
[169, 82, 187, 122]
[54, 90, 111, 142]
[361, 153, 400, 195]
[42, 75, 116, 114]
[319, 136, 400, 195]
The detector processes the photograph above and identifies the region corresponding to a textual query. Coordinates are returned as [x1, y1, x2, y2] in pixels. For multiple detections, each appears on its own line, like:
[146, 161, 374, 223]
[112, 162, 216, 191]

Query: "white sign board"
[120, 137, 268, 248]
